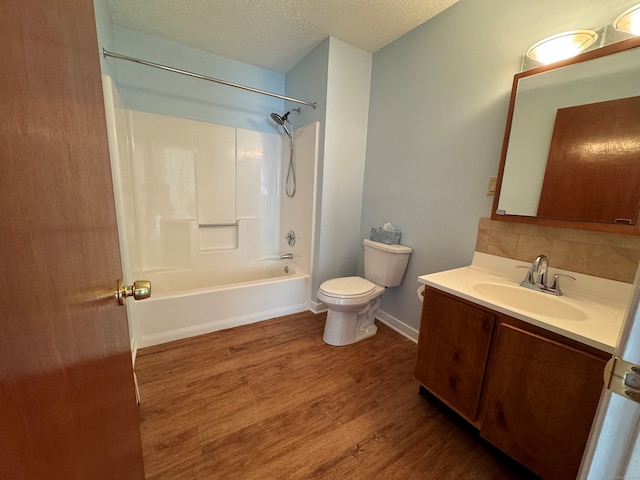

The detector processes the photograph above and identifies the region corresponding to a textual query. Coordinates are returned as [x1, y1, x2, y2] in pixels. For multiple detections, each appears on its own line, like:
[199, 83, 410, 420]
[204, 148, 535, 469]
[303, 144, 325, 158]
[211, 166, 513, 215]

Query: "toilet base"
[322, 297, 381, 346]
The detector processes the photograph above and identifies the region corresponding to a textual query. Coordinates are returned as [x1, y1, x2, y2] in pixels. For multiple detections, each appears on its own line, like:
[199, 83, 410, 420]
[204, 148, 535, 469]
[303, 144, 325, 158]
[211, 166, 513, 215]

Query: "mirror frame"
[491, 35, 640, 236]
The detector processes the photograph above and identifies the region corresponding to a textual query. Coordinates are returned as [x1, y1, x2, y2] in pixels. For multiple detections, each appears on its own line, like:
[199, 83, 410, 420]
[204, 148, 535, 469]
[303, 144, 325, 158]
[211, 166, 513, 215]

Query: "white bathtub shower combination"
[103, 77, 318, 349]
[135, 260, 309, 347]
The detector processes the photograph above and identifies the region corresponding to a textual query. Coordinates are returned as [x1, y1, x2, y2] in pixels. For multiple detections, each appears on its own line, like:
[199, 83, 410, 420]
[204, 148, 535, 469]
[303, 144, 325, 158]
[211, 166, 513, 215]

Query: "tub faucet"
[280, 253, 293, 260]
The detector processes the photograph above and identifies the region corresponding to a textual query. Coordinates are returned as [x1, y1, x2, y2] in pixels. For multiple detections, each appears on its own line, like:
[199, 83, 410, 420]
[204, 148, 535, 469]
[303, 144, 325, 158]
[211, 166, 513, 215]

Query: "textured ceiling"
[106, 0, 460, 73]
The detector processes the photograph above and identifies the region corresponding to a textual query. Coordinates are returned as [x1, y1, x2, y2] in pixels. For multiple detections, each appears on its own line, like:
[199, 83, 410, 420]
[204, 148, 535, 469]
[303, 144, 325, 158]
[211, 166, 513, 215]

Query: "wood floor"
[135, 311, 536, 479]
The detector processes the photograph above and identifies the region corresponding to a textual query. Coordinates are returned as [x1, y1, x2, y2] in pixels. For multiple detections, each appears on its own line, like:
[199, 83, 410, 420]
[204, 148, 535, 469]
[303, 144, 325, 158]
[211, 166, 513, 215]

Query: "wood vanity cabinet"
[480, 323, 606, 479]
[415, 286, 609, 480]
[415, 288, 495, 423]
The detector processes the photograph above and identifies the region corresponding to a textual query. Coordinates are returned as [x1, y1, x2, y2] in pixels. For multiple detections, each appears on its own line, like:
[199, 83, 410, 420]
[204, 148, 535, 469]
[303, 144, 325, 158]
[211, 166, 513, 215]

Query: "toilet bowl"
[318, 239, 412, 346]
[318, 276, 385, 346]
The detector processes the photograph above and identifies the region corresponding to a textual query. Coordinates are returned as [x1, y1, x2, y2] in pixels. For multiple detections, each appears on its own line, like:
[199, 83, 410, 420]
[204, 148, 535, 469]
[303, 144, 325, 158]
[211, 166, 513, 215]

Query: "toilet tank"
[363, 238, 412, 287]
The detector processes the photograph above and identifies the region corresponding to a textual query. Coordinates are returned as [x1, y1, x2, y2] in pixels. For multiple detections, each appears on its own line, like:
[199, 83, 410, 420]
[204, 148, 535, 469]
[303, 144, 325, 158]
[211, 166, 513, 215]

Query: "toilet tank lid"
[363, 238, 412, 254]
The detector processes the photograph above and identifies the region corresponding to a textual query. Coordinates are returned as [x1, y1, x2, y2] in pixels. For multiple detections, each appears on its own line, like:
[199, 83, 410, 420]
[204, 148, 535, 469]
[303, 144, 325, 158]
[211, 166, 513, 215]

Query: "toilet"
[318, 238, 412, 346]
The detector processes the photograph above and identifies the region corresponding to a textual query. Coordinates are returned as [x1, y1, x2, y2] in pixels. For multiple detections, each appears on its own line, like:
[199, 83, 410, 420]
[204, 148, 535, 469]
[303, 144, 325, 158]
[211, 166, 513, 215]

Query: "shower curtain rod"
[102, 48, 317, 109]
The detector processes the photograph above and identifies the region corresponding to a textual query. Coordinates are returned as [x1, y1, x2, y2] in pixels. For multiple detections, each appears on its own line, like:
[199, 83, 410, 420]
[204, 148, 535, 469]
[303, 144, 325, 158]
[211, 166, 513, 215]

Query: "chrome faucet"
[530, 254, 548, 286]
[280, 253, 293, 260]
[519, 254, 574, 296]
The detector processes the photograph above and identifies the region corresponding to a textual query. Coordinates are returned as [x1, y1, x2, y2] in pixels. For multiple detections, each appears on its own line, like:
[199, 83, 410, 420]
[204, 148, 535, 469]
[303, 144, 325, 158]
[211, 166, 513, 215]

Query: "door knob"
[116, 279, 151, 305]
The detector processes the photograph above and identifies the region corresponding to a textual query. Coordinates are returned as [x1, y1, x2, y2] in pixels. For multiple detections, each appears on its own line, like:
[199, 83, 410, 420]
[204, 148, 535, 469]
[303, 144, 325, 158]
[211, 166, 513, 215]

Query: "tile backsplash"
[475, 217, 640, 283]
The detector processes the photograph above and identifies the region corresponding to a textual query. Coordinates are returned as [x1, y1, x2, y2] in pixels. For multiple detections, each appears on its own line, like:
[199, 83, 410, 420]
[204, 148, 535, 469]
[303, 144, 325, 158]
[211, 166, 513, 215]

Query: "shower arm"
[102, 48, 317, 109]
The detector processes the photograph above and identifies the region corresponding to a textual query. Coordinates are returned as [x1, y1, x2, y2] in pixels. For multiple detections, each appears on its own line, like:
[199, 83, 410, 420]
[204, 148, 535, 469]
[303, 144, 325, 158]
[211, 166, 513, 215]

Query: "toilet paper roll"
[416, 284, 425, 302]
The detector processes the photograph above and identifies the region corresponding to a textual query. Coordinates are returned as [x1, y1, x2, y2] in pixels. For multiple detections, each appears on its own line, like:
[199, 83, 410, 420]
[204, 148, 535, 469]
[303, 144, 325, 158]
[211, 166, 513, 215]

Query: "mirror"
[492, 35, 640, 234]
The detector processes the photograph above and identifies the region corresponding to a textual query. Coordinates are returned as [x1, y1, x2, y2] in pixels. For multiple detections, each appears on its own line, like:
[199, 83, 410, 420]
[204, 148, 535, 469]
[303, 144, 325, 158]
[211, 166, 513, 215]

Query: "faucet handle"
[548, 273, 576, 295]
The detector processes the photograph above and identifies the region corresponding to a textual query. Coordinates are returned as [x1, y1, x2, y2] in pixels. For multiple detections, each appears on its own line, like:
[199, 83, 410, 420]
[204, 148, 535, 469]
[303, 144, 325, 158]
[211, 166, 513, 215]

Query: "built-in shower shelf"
[198, 223, 238, 228]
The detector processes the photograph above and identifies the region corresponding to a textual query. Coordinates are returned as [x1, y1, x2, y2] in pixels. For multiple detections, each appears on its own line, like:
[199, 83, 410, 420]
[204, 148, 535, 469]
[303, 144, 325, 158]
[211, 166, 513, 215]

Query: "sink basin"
[469, 282, 589, 321]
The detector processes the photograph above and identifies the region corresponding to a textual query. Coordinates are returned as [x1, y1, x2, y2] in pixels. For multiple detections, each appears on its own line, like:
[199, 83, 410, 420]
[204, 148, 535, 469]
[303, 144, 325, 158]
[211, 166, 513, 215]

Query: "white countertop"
[418, 252, 633, 353]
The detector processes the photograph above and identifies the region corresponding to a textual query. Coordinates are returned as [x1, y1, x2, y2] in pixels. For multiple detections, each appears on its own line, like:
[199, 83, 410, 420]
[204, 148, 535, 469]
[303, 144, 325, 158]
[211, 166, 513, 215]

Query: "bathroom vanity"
[415, 253, 630, 480]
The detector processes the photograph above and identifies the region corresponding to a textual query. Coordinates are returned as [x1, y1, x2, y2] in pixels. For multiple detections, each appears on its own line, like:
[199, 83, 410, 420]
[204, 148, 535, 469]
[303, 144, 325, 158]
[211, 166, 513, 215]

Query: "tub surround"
[125, 109, 283, 269]
[118, 111, 317, 280]
[419, 252, 631, 353]
[102, 75, 319, 349]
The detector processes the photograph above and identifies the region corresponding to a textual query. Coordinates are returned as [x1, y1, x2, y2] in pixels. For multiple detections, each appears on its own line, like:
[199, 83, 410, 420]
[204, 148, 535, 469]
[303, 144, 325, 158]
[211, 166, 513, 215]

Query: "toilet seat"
[319, 276, 377, 299]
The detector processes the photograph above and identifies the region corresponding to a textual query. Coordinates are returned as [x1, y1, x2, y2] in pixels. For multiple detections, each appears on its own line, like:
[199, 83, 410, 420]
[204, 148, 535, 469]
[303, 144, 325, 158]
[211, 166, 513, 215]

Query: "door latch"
[604, 356, 640, 404]
[116, 279, 151, 306]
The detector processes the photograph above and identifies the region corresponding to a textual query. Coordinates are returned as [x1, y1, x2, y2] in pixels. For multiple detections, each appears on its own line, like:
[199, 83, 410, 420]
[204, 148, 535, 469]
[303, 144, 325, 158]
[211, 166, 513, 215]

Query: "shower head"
[270, 111, 292, 139]
[271, 108, 301, 198]
[271, 107, 301, 125]
[270, 112, 285, 125]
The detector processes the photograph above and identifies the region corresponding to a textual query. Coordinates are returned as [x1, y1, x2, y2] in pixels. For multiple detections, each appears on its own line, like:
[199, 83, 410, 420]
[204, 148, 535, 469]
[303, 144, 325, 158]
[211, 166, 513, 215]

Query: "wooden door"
[480, 324, 605, 480]
[415, 288, 495, 423]
[537, 96, 640, 224]
[0, 1, 145, 479]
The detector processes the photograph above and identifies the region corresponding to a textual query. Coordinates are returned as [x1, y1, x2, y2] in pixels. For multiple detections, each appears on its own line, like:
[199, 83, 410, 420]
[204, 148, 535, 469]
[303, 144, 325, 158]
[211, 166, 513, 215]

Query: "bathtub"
[131, 261, 310, 348]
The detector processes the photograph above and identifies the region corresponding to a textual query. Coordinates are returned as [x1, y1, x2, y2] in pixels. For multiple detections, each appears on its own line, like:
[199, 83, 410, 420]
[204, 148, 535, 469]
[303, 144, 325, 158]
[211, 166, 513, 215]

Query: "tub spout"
[280, 253, 293, 260]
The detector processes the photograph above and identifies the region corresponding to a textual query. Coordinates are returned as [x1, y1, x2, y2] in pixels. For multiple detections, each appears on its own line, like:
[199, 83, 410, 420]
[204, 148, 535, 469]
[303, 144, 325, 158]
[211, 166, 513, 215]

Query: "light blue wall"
[286, 38, 372, 302]
[319, 38, 372, 293]
[99, 25, 285, 132]
[93, 0, 117, 79]
[362, 0, 639, 332]
[285, 39, 330, 297]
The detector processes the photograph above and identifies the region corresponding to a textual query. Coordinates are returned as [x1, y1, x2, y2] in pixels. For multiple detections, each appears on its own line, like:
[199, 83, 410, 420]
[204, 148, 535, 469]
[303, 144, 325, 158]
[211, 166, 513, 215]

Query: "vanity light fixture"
[525, 30, 599, 65]
[522, 3, 640, 71]
[613, 3, 640, 35]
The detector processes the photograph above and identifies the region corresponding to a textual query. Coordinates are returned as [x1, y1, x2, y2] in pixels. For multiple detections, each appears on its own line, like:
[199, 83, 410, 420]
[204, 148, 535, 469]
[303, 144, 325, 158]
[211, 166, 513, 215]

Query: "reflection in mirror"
[537, 96, 640, 224]
[492, 36, 640, 234]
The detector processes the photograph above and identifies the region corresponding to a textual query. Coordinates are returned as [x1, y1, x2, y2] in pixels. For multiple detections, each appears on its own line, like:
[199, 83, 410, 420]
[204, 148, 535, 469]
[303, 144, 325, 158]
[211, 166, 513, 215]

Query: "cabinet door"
[480, 324, 606, 480]
[415, 289, 495, 422]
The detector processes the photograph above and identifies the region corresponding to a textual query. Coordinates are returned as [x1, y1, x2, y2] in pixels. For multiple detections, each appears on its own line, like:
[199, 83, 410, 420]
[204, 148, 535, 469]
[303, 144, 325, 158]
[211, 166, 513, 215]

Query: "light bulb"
[613, 4, 640, 35]
[526, 30, 598, 65]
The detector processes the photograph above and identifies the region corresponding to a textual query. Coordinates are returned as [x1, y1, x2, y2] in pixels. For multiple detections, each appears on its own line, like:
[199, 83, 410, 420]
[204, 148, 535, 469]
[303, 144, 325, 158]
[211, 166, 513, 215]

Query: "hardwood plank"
[136, 311, 535, 479]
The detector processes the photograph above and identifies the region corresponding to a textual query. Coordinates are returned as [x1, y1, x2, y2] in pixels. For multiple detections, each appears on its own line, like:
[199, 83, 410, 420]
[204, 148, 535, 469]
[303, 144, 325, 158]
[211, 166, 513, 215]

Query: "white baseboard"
[375, 309, 419, 343]
[309, 299, 327, 314]
[311, 301, 417, 342]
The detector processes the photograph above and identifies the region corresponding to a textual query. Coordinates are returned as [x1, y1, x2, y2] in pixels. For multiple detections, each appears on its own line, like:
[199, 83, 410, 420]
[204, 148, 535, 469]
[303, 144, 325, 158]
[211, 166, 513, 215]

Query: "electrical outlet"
[486, 176, 497, 196]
